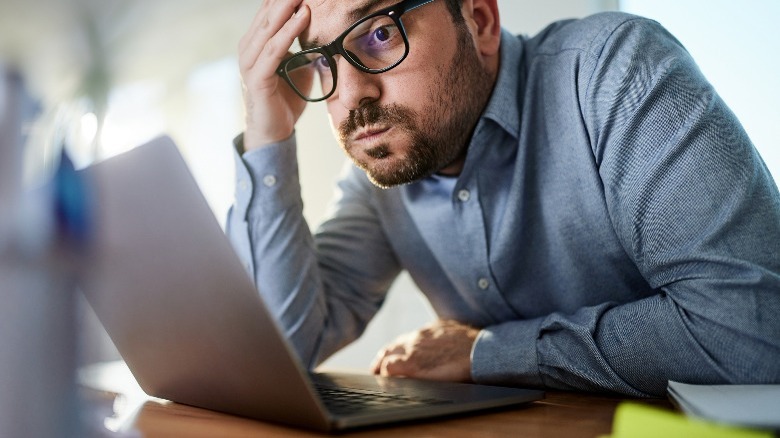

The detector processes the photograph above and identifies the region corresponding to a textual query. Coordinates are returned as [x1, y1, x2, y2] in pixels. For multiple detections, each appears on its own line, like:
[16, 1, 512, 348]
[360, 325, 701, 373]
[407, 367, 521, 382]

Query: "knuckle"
[384, 357, 405, 373]
[238, 55, 253, 72]
[266, 38, 288, 58]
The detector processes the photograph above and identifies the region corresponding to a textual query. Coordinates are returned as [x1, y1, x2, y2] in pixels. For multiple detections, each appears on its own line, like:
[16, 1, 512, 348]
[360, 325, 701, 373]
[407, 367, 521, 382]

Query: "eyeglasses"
[277, 0, 437, 102]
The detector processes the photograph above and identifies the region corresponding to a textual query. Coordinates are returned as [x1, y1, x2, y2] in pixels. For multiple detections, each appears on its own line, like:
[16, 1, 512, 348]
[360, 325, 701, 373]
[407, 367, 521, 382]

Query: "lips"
[352, 126, 390, 142]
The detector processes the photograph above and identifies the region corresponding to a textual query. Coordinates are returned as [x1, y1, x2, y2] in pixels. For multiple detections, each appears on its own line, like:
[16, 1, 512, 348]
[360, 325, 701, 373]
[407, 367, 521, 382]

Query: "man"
[228, 0, 780, 397]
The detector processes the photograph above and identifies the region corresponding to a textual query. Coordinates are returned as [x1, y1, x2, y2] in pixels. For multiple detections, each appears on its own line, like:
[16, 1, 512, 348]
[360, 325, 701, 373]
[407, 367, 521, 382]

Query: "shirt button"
[262, 175, 277, 187]
[238, 179, 249, 191]
[457, 189, 471, 202]
[478, 278, 490, 290]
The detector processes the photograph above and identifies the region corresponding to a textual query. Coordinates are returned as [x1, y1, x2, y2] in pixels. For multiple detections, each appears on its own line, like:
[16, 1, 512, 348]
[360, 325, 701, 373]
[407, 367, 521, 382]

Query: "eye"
[373, 26, 392, 42]
[314, 55, 331, 70]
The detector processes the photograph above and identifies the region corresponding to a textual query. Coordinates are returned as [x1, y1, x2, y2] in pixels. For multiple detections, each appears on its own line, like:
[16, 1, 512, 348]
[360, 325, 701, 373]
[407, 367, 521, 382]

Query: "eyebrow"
[300, 0, 393, 51]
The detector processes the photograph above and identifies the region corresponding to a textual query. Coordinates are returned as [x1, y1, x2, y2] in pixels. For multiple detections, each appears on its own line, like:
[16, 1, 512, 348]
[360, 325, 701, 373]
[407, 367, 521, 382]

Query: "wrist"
[243, 125, 295, 153]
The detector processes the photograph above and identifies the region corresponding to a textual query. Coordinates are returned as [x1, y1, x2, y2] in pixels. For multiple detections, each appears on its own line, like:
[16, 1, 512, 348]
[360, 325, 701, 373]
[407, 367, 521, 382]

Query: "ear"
[462, 0, 501, 57]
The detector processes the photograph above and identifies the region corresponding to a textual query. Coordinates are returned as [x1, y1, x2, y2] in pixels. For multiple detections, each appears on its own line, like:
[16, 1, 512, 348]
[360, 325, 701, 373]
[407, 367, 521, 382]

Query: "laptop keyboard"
[314, 384, 452, 415]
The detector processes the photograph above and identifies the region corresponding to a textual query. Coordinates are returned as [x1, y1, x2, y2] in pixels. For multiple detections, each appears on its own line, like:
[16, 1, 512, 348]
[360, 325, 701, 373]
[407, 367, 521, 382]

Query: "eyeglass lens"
[283, 14, 407, 101]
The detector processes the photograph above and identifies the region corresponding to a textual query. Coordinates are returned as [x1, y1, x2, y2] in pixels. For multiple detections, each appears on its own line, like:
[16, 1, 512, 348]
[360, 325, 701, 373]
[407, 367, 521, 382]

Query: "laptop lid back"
[80, 136, 330, 430]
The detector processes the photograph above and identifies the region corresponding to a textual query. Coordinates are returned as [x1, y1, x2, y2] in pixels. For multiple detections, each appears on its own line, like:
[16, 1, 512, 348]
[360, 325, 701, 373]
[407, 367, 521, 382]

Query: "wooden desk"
[80, 361, 672, 437]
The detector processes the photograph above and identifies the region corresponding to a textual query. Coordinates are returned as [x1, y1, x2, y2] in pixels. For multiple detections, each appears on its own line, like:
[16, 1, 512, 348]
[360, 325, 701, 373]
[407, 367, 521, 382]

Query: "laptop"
[79, 136, 544, 432]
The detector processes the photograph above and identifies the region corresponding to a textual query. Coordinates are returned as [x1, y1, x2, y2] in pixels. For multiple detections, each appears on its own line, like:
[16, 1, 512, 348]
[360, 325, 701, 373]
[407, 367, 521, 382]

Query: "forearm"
[227, 135, 400, 367]
[227, 135, 322, 365]
[473, 271, 780, 397]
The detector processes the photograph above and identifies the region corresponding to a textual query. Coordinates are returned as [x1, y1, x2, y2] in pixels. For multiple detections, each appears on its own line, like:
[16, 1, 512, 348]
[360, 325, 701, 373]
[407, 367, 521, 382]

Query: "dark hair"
[443, 0, 465, 26]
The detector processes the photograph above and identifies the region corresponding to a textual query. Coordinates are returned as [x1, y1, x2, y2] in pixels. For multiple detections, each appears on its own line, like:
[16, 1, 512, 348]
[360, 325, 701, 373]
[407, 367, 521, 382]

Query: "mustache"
[338, 103, 415, 142]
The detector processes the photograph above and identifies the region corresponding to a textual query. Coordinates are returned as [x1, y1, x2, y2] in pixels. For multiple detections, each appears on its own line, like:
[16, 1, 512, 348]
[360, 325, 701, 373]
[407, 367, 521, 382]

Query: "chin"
[365, 160, 435, 189]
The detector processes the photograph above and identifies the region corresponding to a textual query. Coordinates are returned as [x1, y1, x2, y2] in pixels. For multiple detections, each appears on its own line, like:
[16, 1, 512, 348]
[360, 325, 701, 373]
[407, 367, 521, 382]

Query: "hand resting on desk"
[371, 319, 480, 383]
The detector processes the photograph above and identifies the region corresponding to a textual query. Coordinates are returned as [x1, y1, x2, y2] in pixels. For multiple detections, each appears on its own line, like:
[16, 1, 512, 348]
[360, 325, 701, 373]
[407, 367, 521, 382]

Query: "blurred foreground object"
[605, 403, 773, 438]
[0, 62, 86, 437]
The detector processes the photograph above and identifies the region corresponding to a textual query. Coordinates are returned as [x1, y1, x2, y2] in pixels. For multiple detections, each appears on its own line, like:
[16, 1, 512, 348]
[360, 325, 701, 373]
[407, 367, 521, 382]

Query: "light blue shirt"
[227, 12, 780, 397]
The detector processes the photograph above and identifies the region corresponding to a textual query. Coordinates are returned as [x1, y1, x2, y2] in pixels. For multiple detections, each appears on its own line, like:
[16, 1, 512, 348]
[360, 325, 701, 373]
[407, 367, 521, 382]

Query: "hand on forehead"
[299, 0, 393, 47]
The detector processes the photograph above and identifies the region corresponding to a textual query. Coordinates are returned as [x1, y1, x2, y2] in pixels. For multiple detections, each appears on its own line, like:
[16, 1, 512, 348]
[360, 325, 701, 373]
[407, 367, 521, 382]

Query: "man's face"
[301, 0, 494, 188]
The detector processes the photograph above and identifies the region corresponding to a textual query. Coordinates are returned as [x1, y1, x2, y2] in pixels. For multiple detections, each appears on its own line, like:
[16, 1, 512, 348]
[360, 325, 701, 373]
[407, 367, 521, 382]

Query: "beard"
[337, 28, 494, 188]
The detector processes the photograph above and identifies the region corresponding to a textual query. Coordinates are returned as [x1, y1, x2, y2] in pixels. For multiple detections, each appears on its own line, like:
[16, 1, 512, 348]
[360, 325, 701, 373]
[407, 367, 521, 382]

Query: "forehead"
[300, 0, 397, 48]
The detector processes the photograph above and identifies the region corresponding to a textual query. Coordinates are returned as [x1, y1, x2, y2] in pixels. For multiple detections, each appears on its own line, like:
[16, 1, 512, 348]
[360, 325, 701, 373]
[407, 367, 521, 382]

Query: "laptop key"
[314, 385, 451, 415]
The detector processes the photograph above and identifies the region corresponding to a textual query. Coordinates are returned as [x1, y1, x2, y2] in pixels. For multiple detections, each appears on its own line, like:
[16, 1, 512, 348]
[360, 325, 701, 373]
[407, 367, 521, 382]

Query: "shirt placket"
[450, 179, 519, 322]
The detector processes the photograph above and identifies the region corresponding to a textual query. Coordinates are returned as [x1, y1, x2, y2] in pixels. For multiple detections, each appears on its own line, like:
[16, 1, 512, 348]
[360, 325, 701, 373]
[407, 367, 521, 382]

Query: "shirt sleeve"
[225, 134, 401, 368]
[472, 16, 780, 396]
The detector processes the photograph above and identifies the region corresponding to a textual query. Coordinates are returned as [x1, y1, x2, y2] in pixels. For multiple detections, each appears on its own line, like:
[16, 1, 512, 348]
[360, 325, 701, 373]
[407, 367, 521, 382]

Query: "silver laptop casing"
[80, 137, 543, 431]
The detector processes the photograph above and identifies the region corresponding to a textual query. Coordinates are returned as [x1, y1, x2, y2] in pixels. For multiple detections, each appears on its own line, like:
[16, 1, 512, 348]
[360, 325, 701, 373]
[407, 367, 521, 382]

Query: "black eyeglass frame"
[276, 0, 437, 102]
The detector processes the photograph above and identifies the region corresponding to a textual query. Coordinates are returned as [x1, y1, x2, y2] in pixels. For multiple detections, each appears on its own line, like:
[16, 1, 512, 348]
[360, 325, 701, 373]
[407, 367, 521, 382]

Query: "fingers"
[371, 345, 412, 377]
[370, 321, 479, 382]
[239, 0, 299, 54]
[257, 6, 311, 79]
[239, 0, 310, 76]
[375, 351, 470, 382]
[379, 355, 414, 377]
[237, 0, 312, 148]
[371, 342, 407, 374]
[371, 349, 385, 374]
[374, 349, 435, 379]
[371, 331, 425, 378]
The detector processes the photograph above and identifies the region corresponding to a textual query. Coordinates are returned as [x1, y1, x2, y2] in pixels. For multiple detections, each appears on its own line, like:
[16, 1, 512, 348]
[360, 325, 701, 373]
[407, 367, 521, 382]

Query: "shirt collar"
[480, 29, 524, 140]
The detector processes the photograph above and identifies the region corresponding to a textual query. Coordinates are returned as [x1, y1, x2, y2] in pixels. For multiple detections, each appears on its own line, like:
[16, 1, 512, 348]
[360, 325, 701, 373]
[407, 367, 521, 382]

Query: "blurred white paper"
[668, 381, 780, 431]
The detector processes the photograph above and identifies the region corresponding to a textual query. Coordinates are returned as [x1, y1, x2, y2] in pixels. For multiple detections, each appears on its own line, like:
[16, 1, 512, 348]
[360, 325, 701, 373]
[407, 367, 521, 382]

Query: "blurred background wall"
[1, 0, 777, 370]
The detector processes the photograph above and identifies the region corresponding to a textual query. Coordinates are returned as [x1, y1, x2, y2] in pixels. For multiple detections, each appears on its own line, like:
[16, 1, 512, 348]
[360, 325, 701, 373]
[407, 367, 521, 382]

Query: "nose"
[334, 57, 381, 110]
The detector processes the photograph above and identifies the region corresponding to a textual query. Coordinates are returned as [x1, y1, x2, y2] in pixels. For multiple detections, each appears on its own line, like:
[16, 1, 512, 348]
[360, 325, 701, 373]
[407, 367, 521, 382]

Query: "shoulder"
[520, 11, 699, 126]
[524, 12, 681, 62]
